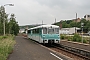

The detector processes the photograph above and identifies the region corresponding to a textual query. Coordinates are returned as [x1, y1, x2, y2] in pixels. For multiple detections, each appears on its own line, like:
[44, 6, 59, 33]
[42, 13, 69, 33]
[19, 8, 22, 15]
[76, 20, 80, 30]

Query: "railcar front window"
[55, 28, 59, 34]
[48, 28, 54, 34]
[43, 28, 47, 34]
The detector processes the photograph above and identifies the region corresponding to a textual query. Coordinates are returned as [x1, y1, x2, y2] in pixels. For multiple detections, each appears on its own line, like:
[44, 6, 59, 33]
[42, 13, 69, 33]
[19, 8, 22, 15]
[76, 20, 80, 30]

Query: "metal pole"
[42, 20, 43, 25]
[89, 36, 90, 44]
[75, 13, 77, 33]
[82, 27, 83, 43]
[4, 17, 5, 36]
[81, 23, 84, 43]
[55, 18, 56, 23]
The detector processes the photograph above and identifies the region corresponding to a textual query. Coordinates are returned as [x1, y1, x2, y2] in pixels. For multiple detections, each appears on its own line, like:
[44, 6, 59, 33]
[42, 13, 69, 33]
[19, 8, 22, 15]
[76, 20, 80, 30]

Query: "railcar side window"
[32, 29, 35, 34]
[35, 28, 39, 34]
[43, 28, 47, 34]
[32, 29, 39, 34]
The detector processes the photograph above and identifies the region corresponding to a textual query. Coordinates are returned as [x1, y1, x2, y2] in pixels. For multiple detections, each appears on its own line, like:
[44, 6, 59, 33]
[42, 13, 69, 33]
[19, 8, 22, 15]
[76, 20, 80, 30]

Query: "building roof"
[61, 27, 80, 30]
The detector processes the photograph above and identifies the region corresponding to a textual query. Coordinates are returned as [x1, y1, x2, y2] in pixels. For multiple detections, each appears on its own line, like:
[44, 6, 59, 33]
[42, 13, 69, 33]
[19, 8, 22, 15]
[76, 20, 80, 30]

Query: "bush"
[73, 34, 81, 42]
[0, 35, 15, 60]
[61, 34, 65, 39]
[83, 39, 87, 43]
[0, 36, 3, 40]
[2, 36, 8, 39]
[68, 36, 73, 41]
[0, 36, 8, 40]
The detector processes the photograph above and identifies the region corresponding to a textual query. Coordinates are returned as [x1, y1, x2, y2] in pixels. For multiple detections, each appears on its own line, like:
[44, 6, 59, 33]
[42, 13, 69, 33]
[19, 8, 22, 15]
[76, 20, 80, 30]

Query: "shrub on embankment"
[0, 35, 16, 60]
[61, 34, 89, 43]
[60, 34, 67, 39]
[72, 34, 82, 42]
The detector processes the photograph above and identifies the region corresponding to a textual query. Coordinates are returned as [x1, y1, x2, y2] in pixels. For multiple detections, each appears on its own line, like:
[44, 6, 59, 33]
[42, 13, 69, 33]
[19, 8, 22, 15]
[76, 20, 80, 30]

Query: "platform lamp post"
[75, 13, 77, 33]
[2, 4, 14, 36]
[81, 23, 84, 43]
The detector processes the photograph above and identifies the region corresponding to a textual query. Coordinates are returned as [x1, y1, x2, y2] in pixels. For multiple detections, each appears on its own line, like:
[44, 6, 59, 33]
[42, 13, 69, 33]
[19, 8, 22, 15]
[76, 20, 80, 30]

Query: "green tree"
[70, 21, 76, 27]
[62, 21, 67, 28]
[0, 6, 19, 35]
[9, 14, 19, 35]
[0, 6, 6, 35]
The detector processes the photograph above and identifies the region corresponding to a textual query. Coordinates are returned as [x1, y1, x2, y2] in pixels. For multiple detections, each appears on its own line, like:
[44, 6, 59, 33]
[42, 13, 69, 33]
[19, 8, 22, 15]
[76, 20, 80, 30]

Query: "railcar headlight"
[44, 40, 47, 41]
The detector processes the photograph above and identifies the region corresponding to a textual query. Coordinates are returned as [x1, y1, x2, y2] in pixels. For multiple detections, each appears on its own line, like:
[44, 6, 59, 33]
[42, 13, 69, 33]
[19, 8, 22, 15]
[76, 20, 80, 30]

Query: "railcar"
[27, 25, 60, 44]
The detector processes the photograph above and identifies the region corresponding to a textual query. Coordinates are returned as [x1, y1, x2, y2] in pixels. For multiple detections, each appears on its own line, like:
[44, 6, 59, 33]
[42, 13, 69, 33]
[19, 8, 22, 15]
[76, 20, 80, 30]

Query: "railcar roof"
[28, 25, 59, 30]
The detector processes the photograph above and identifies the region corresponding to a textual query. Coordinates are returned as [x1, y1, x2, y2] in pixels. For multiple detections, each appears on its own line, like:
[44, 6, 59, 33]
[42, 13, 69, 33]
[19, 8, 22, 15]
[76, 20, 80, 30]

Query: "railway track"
[25, 36, 90, 60]
[44, 43, 90, 60]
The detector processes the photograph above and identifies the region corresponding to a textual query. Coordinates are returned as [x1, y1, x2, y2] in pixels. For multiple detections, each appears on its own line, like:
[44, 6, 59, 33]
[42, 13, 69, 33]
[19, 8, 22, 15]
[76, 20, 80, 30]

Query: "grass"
[0, 35, 16, 60]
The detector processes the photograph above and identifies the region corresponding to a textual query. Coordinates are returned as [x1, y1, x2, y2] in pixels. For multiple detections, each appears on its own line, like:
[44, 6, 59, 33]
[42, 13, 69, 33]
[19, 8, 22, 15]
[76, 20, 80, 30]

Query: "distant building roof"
[61, 27, 80, 30]
[72, 18, 81, 22]
[84, 14, 90, 21]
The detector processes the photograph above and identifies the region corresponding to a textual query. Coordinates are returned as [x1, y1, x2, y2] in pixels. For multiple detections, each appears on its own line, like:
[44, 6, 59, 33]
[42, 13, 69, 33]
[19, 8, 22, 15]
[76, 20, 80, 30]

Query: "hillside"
[19, 19, 90, 33]
[19, 24, 45, 29]
[53, 18, 90, 33]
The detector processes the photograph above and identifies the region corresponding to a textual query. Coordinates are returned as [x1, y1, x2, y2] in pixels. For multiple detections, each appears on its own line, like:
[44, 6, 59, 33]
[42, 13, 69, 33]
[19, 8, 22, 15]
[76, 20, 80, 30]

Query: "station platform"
[8, 36, 71, 60]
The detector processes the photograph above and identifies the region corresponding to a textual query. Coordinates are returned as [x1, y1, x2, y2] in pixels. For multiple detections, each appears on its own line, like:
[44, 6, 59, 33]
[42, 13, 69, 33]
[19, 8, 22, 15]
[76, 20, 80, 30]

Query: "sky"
[0, 0, 90, 26]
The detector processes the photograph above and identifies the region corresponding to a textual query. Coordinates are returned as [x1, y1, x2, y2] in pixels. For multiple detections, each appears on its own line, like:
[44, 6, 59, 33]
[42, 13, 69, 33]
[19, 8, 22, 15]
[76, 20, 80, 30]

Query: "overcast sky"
[0, 0, 90, 26]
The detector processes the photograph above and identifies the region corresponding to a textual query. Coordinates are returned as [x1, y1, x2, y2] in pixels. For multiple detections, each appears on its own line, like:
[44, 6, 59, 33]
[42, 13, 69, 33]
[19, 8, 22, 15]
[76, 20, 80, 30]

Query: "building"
[60, 28, 69, 34]
[19, 29, 25, 33]
[76, 18, 81, 22]
[60, 27, 80, 34]
[84, 14, 90, 21]
[73, 18, 81, 22]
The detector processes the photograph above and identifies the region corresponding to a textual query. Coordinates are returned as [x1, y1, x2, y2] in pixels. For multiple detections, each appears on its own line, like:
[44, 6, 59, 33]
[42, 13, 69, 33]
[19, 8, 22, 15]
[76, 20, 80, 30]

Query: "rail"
[52, 44, 90, 60]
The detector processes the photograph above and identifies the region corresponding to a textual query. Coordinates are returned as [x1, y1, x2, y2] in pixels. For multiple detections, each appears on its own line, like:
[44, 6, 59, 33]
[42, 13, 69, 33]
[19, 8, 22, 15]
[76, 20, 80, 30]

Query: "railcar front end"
[41, 27, 60, 44]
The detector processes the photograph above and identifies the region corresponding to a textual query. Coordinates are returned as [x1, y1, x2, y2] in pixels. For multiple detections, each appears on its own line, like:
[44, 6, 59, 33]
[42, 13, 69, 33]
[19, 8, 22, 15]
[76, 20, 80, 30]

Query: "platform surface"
[8, 36, 69, 60]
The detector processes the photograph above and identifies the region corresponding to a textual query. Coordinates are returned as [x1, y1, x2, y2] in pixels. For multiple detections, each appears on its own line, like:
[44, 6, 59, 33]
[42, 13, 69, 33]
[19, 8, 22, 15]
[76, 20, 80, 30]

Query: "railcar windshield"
[48, 28, 54, 34]
[55, 28, 59, 34]
[43, 27, 59, 34]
